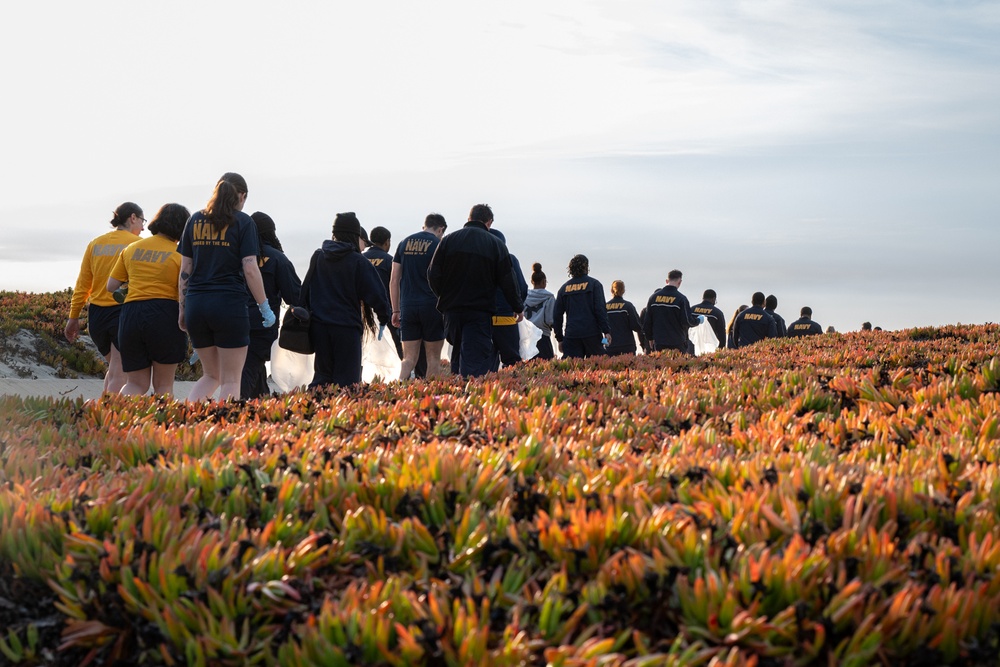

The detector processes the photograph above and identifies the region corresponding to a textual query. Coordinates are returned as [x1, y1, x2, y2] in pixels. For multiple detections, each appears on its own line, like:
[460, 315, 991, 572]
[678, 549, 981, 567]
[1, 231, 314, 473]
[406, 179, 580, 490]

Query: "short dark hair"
[765, 294, 778, 310]
[800, 306, 812, 317]
[425, 213, 447, 230]
[751, 292, 766, 307]
[148, 203, 189, 241]
[668, 269, 683, 281]
[469, 204, 493, 224]
[703, 289, 716, 301]
[369, 226, 391, 245]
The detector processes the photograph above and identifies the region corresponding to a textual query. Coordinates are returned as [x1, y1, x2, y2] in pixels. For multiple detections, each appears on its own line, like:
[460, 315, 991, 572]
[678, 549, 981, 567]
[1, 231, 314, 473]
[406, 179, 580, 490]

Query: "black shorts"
[87, 304, 121, 357]
[400, 302, 445, 342]
[118, 300, 188, 372]
[185, 293, 250, 349]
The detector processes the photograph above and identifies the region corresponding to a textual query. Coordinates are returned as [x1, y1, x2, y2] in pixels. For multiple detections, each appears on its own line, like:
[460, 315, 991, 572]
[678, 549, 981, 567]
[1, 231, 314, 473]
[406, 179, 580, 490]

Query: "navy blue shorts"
[118, 299, 188, 372]
[87, 304, 121, 357]
[185, 293, 250, 349]
[400, 302, 445, 342]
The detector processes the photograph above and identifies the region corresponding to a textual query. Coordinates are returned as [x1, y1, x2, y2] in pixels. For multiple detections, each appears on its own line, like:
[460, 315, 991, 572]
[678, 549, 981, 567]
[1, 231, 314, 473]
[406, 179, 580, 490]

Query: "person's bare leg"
[216, 346, 248, 400]
[423, 339, 445, 377]
[188, 346, 221, 401]
[104, 345, 127, 394]
[398, 339, 423, 380]
[151, 362, 177, 397]
[121, 367, 151, 396]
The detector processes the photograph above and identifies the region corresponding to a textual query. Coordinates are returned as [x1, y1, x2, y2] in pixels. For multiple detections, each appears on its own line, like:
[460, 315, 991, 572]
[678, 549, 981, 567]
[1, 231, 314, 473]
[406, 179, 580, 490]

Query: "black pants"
[444, 311, 493, 377]
[309, 322, 363, 388]
[241, 328, 277, 399]
[606, 345, 636, 357]
[535, 334, 555, 360]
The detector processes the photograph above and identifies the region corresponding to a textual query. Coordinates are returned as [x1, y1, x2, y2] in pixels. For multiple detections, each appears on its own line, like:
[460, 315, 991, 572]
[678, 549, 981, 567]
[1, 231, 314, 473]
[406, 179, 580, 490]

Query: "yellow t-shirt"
[69, 228, 141, 318]
[109, 234, 182, 303]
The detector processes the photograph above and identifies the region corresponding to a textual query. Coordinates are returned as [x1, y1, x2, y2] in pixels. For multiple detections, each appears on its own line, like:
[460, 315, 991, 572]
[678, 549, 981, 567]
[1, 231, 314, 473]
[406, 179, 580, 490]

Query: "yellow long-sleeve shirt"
[109, 234, 182, 303]
[69, 229, 141, 318]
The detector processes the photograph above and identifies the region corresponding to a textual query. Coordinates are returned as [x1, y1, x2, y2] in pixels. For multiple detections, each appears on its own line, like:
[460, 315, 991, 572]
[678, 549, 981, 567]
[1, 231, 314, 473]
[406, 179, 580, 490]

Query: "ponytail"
[110, 202, 142, 228]
[204, 172, 247, 232]
[611, 280, 625, 297]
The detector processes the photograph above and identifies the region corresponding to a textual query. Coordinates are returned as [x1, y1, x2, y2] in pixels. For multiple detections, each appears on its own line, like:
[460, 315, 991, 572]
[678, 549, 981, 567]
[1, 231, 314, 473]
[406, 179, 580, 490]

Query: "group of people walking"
[68, 173, 827, 400]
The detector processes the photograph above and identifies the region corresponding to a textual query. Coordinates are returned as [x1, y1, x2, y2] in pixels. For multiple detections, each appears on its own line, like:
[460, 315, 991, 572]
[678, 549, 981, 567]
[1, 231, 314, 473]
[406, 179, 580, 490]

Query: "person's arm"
[360, 260, 391, 325]
[107, 276, 124, 292]
[275, 253, 302, 307]
[594, 282, 611, 345]
[66, 242, 95, 342]
[177, 256, 192, 332]
[390, 261, 402, 328]
[426, 241, 444, 296]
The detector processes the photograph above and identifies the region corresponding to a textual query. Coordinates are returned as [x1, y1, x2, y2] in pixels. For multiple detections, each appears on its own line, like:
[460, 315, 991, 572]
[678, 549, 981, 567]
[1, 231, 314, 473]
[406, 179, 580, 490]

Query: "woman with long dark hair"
[177, 173, 274, 401]
[552, 254, 612, 359]
[107, 203, 189, 396]
[300, 212, 390, 388]
[66, 201, 145, 394]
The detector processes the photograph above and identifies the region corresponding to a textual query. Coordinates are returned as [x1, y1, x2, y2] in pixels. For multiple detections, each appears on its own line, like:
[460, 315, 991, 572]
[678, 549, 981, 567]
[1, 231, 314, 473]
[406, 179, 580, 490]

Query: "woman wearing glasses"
[65, 201, 145, 394]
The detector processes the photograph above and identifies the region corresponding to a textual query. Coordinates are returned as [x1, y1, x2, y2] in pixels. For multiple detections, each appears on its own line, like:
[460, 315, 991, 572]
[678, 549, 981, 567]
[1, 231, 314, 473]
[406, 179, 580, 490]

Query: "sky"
[1, 1, 998, 332]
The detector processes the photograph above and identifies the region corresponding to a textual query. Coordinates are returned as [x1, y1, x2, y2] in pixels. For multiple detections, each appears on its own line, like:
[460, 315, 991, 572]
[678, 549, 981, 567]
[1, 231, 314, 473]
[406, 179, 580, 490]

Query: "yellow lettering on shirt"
[93, 243, 128, 257]
[694, 307, 711, 315]
[655, 295, 677, 304]
[564, 282, 589, 293]
[793, 324, 810, 330]
[606, 302, 624, 311]
[191, 221, 229, 243]
[369, 258, 384, 267]
[745, 314, 763, 321]
[404, 239, 433, 254]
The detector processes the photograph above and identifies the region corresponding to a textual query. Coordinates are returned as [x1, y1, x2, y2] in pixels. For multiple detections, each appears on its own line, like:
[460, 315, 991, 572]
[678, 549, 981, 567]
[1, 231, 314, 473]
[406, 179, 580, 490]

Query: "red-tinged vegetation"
[1, 321, 1000, 665]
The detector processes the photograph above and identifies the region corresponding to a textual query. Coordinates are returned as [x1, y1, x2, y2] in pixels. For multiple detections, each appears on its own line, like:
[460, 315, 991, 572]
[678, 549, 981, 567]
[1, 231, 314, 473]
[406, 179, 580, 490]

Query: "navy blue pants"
[241, 328, 277, 399]
[491, 323, 521, 371]
[309, 323, 363, 388]
[444, 311, 493, 377]
[562, 335, 606, 359]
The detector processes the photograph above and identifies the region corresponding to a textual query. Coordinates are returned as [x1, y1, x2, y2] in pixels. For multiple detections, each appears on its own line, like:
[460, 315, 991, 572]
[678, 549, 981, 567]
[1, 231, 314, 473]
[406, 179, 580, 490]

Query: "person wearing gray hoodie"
[524, 262, 556, 359]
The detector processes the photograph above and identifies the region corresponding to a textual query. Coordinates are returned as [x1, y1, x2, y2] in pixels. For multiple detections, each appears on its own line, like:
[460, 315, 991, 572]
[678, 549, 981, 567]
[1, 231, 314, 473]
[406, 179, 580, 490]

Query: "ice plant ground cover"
[1, 324, 999, 666]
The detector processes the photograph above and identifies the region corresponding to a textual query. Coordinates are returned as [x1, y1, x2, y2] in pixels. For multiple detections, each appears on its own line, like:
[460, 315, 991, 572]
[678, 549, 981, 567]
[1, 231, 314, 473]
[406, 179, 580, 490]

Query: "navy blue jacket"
[643, 285, 699, 351]
[766, 308, 787, 337]
[495, 254, 528, 317]
[553, 275, 611, 342]
[605, 297, 644, 351]
[427, 221, 523, 314]
[733, 306, 777, 347]
[691, 300, 726, 349]
[786, 317, 823, 337]
[301, 240, 390, 330]
[247, 244, 302, 331]
[363, 246, 393, 297]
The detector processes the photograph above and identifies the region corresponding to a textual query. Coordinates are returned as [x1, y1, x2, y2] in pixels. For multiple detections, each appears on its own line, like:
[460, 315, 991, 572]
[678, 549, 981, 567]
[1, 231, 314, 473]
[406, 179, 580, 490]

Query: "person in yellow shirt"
[107, 204, 189, 397]
[65, 202, 145, 394]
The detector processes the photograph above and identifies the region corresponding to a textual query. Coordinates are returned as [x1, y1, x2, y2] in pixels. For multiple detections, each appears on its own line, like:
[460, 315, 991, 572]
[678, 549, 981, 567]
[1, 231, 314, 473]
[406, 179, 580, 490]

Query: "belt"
[492, 316, 519, 326]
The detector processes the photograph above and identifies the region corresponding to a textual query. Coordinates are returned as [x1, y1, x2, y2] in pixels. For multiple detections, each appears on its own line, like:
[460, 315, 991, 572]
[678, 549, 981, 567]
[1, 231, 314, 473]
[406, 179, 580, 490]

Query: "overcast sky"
[1, 1, 997, 332]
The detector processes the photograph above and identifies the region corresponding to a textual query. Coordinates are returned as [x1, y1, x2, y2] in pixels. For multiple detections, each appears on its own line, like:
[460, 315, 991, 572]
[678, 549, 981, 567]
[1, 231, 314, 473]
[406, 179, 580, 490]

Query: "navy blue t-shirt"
[363, 246, 393, 294]
[393, 230, 439, 306]
[178, 210, 259, 296]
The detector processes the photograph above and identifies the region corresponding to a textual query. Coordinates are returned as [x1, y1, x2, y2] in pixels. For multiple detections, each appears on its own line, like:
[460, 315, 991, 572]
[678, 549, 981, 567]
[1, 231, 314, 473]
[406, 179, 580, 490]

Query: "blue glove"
[698, 315, 706, 324]
[258, 301, 276, 328]
[378, 324, 385, 340]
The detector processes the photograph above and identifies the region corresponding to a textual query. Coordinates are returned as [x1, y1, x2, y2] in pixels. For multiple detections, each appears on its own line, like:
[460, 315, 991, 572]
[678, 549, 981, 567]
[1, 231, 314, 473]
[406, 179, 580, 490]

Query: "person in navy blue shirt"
[605, 280, 645, 356]
[553, 254, 611, 359]
[178, 172, 273, 402]
[427, 204, 523, 377]
[643, 269, 700, 353]
[786, 306, 823, 337]
[391, 214, 447, 379]
[765, 294, 787, 337]
[240, 211, 301, 399]
[731, 292, 777, 347]
[691, 289, 727, 351]
[363, 226, 403, 357]
[301, 212, 390, 388]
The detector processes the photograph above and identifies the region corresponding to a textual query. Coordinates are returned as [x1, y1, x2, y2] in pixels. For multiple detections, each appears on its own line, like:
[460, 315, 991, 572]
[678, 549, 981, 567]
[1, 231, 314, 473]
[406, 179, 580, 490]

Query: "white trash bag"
[362, 326, 402, 383]
[519, 319, 542, 360]
[689, 319, 719, 356]
[269, 339, 314, 393]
